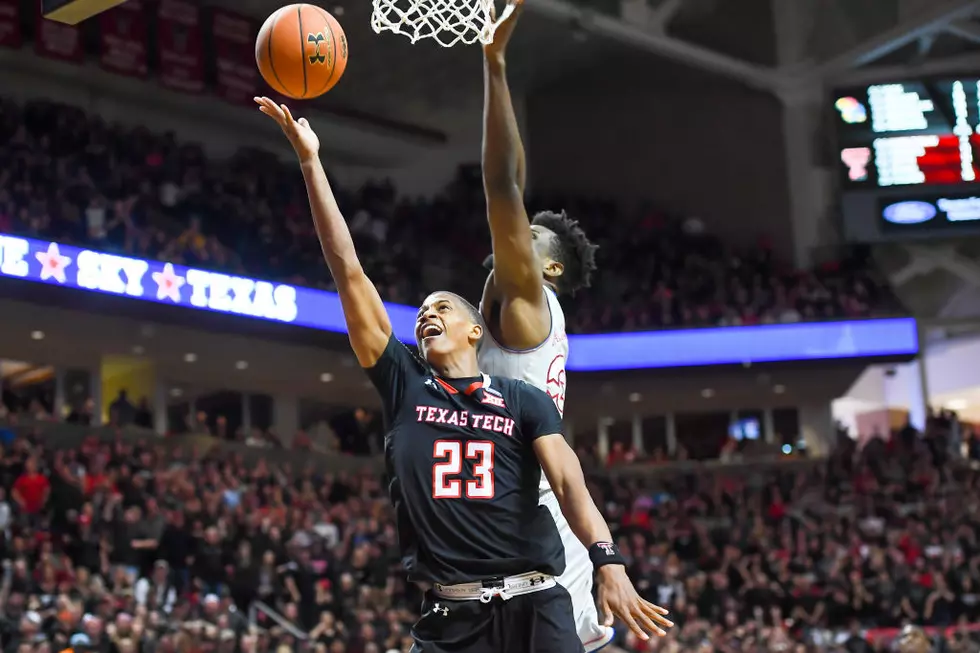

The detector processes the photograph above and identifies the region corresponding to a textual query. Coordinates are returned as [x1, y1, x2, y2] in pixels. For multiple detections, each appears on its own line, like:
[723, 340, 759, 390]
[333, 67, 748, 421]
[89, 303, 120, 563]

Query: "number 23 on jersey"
[432, 440, 496, 499]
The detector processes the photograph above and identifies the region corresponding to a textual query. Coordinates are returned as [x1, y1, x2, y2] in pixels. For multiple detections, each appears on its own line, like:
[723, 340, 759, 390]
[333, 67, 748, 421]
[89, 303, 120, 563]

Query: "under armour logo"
[432, 603, 449, 616]
[528, 575, 546, 586]
[308, 32, 326, 64]
[597, 542, 616, 555]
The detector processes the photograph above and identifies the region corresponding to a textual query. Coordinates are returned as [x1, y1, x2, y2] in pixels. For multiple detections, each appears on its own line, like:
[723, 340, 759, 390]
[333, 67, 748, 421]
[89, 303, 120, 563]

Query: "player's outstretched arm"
[481, 0, 549, 347]
[255, 97, 392, 368]
[532, 429, 674, 641]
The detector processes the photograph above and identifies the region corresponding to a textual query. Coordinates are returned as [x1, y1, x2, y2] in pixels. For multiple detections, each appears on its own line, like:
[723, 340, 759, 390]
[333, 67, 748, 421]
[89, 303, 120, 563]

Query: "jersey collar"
[433, 373, 491, 397]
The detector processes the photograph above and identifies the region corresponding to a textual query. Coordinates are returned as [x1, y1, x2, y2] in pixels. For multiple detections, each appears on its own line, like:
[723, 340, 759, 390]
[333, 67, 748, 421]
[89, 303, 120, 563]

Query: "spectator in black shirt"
[192, 526, 226, 594]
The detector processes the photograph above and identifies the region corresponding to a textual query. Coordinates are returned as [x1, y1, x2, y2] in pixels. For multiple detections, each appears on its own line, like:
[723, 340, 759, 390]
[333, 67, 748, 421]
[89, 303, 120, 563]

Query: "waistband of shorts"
[432, 571, 555, 601]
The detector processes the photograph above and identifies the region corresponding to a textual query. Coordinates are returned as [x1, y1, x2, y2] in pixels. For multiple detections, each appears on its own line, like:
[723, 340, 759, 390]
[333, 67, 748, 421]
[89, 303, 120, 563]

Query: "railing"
[247, 600, 308, 640]
[1, 416, 825, 477]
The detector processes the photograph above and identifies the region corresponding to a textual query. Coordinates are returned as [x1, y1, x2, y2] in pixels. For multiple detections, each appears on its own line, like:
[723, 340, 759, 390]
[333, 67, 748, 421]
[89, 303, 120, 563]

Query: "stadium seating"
[0, 405, 976, 652]
[0, 97, 903, 335]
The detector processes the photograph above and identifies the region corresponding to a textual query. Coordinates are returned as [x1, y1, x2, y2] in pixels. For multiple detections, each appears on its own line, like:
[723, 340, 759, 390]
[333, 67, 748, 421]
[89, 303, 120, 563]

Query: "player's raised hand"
[484, 0, 524, 60]
[596, 565, 673, 641]
[254, 96, 320, 163]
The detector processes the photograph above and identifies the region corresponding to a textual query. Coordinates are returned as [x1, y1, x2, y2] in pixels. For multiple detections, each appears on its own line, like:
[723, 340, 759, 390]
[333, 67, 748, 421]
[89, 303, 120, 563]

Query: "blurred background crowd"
[1, 0, 975, 650]
[0, 97, 902, 334]
[0, 405, 978, 653]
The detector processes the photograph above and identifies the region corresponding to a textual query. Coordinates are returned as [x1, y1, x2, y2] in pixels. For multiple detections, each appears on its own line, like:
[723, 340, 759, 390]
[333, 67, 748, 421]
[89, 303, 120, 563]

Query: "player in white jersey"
[478, 1, 672, 649]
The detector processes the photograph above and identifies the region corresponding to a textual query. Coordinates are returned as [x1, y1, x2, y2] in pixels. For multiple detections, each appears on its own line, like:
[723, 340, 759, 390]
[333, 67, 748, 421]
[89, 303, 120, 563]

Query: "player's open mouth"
[421, 324, 443, 340]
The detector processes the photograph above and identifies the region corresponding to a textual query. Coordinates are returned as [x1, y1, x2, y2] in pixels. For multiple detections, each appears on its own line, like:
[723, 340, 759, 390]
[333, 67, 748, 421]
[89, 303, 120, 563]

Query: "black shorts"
[410, 585, 584, 653]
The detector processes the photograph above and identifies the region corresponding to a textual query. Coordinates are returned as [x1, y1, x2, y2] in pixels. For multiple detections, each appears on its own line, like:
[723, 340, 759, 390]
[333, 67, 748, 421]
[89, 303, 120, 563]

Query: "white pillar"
[799, 403, 834, 457]
[242, 393, 252, 435]
[90, 365, 102, 426]
[913, 327, 930, 430]
[665, 412, 677, 455]
[631, 413, 644, 455]
[273, 394, 298, 447]
[53, 366, 66, 420]
[153, 379, 168, 435]
[771, 0, 830, 268]
[904, 359, 928, 431]
[763, 408, 776, 444]
[597, 416, 610, 461]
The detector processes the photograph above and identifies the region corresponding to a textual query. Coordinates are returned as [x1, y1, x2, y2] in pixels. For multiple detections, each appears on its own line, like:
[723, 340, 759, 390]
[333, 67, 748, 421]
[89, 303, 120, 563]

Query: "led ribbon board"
[0, 234, 919, 370]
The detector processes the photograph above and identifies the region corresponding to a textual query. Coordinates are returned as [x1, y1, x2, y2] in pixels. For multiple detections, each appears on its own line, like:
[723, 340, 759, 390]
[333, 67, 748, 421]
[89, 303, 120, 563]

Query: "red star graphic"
[35, 242, 72, 283]
[151, 262, 185, 302]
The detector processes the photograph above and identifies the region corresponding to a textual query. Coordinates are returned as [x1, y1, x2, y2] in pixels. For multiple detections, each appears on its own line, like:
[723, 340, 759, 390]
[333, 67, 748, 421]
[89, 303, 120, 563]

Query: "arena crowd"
[0, 399, 978, 652]
[0, 97, 902, 334]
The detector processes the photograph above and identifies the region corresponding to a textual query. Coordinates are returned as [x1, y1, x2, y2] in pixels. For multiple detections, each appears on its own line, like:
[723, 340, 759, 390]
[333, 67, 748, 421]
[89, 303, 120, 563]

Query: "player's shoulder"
[386, 336, 428, 370]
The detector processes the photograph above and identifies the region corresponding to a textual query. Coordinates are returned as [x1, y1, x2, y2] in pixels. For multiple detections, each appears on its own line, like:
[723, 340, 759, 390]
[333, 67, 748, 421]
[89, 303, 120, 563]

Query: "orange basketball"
[255, 4, 348, 100]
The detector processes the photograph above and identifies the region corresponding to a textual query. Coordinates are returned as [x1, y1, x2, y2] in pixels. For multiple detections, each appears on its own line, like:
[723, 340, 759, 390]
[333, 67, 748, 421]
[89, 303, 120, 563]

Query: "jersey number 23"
[432, 440, 495, 500]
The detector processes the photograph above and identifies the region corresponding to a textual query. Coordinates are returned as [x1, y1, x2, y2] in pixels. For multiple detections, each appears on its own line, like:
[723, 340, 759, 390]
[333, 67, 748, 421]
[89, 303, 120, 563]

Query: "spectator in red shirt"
[12, 457, 50, 514]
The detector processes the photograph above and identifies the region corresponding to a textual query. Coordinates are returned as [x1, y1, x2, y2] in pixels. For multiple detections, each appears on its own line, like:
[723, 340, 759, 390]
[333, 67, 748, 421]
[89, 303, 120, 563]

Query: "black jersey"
[365, 335, 567, 586]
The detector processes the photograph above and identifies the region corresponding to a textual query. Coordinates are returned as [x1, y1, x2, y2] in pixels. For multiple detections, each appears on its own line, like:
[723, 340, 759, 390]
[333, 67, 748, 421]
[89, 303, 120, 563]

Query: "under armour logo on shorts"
[432, 603, 449, 616]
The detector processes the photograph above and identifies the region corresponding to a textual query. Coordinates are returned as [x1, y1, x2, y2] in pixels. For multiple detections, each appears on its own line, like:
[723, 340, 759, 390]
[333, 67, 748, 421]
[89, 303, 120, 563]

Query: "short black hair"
[446, 292, 484, 336]
[531, 210, 598, 295]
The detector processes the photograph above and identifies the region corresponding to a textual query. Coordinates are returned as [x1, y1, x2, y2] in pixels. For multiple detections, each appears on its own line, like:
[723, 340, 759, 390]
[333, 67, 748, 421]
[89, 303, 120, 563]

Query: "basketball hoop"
[371, 0, 496, 47]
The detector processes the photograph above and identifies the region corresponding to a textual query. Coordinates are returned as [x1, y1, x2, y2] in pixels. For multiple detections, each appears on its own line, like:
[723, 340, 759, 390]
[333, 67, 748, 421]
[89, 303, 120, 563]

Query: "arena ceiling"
[211, 0, 980, 133]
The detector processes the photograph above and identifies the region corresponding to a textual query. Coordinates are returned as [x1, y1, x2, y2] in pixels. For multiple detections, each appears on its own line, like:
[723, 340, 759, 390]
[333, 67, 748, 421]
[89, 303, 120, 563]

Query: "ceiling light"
[184, 353, 197, 363]
[945, 398, 968, 411]
[701, 388, 715, 398]
[132, 345, 145, 355]
[320, 373, 334, 383]
[773, 384, 786, 394]
[235, 361, 248, 370]
[30, 330, 44, 340]
[169, 387, 183, 398]
[628, 392, 641, 403]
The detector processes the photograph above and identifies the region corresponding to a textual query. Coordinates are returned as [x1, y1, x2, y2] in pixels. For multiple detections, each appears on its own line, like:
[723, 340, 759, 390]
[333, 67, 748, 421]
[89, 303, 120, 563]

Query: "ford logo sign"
[883, 201, 937, 225]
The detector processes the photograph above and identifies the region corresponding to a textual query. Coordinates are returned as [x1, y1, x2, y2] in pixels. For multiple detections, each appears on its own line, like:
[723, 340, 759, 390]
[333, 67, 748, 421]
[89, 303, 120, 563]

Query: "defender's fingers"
[280, 104, 296, 124]
[633, 608, 666, 637]
[599, 597, 613, 627]
[616, 605, 647, 641]
[298, 117, 310, 128]
[641, 602, 673, 627]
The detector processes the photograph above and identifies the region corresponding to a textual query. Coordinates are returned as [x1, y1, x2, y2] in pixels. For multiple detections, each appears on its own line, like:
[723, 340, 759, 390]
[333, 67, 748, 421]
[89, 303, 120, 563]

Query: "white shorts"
[540, 485, 615, 652]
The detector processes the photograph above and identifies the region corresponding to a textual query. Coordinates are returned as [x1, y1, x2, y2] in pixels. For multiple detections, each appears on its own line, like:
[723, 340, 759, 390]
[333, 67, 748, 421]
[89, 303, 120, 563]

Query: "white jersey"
[478, 286, 612, 652]
[479, 286, 568, 415]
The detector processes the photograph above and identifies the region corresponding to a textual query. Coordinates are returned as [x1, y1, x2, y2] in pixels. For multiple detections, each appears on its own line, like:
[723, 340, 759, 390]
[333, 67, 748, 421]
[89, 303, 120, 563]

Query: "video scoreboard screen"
[834, 79, 980, 242]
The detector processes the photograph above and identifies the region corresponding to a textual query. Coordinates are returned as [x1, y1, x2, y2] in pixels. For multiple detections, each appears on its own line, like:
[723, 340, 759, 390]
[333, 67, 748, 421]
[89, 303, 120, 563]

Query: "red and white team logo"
[546, 354, 566, 417]
[596, 542, 616, 556]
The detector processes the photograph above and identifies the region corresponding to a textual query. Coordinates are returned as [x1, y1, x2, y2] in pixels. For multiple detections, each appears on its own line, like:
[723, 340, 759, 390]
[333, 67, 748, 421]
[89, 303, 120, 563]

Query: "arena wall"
[525, 61, 794, 256]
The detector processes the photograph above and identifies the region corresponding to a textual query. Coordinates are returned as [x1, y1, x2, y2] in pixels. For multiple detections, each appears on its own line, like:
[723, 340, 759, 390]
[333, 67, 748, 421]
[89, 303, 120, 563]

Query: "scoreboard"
[834, 78, 980, 242]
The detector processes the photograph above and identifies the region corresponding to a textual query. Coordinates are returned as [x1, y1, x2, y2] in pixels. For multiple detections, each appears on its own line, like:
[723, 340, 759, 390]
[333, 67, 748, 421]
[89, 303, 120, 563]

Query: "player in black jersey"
[255, 97, 668, 653]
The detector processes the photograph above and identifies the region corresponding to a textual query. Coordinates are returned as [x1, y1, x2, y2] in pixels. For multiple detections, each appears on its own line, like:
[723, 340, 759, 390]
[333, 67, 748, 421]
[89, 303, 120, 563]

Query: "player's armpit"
[532, 434, 614, 548]
[364, 335, 424, 420]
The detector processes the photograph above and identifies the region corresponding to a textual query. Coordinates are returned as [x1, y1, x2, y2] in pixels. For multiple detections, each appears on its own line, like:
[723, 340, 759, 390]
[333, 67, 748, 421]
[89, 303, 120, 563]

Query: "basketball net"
[371, 0, 496, 47]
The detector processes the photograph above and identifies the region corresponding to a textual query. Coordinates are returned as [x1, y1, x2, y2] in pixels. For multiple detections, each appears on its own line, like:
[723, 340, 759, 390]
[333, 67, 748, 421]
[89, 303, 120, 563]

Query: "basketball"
[255, 4, 348, 100]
